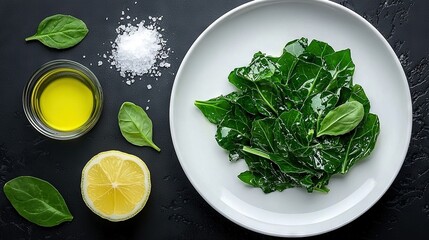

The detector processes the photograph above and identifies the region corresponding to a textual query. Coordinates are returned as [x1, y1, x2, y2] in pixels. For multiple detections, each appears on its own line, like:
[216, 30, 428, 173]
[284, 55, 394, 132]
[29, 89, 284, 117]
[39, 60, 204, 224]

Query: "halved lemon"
[81, 150, 151, 221]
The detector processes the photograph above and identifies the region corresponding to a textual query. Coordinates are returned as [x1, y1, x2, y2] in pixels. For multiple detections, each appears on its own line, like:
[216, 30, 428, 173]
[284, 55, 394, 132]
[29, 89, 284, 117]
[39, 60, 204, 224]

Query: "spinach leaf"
[228, 70, 253, 91]
[224, 91, 259, 115]
[235, 52, 281, 83]
[308, 138, 345, 173]
[340, 113, 380, 173]
[301, 91, 339, 129]
[274, 110, 314, 156]
[215, 106, 251, 151]
[288, 60, 332, 103]
[251, 118, 277, 152]
[239, 150, 294, 193]
[325, 49, 355, 90]
[250, 80, 283, 116]
[283, 38, 308, 57]
[271, 51, 298, 84]
[229, 71, 284, 117]
[118, 102, 160, 151]
[317, 101, 364, 137]
[349, 84, 370, 118]
[242, 146, 326, 192]
[3, 176, 73, 227]
[195, 96, 232, 124]
[25, 14, 88, 49]
[305, 39, 335, 59]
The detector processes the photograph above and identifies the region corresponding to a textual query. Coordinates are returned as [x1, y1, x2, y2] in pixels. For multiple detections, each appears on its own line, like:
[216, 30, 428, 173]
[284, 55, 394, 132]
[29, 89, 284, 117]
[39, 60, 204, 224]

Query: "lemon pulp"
[39, 77, 93, 131]
[81, 150, 151, 221]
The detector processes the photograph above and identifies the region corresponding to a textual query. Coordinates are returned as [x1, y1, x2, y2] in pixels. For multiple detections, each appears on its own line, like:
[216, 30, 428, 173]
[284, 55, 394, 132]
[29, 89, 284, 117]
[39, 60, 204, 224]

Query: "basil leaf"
[25, 14, 89, 49]
[118, 102, 160, 152]
[3, 176, 73, 227]
[317, 101, 364, 137]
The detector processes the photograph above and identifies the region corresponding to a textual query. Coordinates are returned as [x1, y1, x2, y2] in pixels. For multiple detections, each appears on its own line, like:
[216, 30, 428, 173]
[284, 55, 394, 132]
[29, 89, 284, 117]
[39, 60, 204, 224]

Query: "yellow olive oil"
[39, 77, 93, 131]
[32, 68, 96, 132]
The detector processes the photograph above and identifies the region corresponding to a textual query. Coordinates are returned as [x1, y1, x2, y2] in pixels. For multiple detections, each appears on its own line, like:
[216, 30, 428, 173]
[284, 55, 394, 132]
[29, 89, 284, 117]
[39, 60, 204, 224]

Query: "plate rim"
[169, 0, 412, 237]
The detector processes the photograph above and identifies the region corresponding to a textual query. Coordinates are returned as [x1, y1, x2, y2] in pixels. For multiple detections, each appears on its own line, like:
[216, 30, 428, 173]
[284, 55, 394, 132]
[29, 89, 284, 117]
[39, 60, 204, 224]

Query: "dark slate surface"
[0, 0, 427, 239]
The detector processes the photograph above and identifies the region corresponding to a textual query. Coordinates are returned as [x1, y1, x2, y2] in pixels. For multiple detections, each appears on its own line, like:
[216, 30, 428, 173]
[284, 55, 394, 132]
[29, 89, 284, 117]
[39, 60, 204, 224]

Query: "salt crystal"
[146, 106, 149, 110]
[110, 19, 169, 84]
[126, 16, 130, 19]
[82, 55, 86, 59]
[122, 11, 125, 15]
[98, 61, 103, 66]
[112, 24, 161, 75]
[147, 84, 152, 89]
[159, 61, 170, 68]
[106, 17, 109, 20]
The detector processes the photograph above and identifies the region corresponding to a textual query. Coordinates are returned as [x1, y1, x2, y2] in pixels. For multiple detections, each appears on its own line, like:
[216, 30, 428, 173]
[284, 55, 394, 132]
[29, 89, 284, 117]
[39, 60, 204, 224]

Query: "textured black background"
[0, 0, 427, 239]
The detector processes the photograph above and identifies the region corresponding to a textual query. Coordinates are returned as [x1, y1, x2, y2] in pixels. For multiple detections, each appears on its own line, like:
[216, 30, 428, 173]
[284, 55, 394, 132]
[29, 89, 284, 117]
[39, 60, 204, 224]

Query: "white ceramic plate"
[169, 0, 412, 237]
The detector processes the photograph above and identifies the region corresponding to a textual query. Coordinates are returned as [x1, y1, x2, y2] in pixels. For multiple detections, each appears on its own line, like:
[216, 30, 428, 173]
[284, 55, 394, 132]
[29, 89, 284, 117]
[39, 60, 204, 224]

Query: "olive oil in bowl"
[23, 60, 103, 140]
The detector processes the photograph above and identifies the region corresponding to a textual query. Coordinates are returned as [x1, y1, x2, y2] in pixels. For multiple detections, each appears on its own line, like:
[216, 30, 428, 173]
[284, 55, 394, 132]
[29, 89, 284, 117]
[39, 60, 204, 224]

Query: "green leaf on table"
[3, 176, 73, 227]
[118, 102, 160, 151]
[25, 14, 88, 49]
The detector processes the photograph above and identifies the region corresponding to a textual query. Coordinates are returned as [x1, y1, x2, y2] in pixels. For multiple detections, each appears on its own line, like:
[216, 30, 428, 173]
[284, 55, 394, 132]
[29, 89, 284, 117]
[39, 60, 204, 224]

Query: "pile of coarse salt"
[109, 17, 170, 85]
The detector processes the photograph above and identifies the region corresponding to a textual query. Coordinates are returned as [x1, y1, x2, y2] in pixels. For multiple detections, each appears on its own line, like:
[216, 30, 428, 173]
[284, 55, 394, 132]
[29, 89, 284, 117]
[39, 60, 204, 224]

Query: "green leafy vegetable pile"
[195, 38, 380, 193]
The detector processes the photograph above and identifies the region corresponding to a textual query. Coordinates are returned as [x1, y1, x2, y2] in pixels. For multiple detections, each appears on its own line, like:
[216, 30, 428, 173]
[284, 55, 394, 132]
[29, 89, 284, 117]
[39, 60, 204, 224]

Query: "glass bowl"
[23, 59, 103, 140]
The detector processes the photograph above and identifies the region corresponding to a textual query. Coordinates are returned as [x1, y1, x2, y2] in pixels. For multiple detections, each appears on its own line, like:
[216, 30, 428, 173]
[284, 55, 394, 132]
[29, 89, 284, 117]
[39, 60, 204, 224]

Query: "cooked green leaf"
[215, 106, 251, 151]
[325, 49, 355, 90]
[195, 96, 232, 124]
[25, 14, 88, 49]
[195, 38, 380, 193]
[251, 118, 276, 152]
[288, 60, 332, 102]
[284, 38, 308, 57]
[305, 39, 335, 59]
[340, 113, 380, 173]
[3, 176, 73, 227]
[349, 84, 370, 117]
